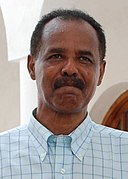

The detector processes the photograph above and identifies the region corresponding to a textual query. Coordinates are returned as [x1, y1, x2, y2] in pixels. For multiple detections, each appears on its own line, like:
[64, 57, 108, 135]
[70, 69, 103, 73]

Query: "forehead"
[42, 17, 98, 42]
[40, 18, 99, 57]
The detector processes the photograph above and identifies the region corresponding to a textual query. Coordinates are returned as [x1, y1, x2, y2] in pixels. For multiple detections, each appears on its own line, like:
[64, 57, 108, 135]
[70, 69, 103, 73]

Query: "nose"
[61, 59, 78, 77]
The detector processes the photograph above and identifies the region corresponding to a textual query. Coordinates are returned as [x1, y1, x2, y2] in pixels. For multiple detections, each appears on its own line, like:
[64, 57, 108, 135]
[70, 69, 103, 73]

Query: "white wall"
[0, 0, 43, 61]
[20, 59, 37, 125]
[0, 7, 20, 132]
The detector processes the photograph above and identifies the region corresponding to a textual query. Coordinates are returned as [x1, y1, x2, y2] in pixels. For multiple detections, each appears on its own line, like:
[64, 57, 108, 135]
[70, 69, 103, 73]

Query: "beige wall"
[0, 7, 20, 132]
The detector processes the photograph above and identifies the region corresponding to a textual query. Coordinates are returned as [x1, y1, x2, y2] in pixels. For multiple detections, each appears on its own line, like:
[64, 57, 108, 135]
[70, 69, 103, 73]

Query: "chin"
[52, 103, 86, 114]
[46, 94, 87, 114]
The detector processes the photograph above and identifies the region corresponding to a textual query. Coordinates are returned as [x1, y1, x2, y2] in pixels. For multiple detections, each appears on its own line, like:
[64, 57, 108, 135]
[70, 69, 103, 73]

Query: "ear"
[97, 60, 106, 86]
[27, 55, 36, 80]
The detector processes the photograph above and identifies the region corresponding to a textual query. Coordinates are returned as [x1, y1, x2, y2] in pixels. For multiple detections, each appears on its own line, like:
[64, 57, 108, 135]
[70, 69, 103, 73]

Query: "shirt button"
[61, 168, 65, 174]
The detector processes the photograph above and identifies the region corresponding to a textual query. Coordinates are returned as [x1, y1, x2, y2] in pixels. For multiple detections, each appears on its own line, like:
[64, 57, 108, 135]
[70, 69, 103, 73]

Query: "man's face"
[28, 18, 105, 114]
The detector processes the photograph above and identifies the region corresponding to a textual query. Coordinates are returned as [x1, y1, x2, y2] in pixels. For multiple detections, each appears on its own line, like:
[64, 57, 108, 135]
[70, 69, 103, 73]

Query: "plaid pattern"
[0, 112, 128, 179]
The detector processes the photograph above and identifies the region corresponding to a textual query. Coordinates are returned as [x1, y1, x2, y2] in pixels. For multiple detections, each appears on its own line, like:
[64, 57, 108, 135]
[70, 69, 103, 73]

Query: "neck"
[35, 106, 87, 135]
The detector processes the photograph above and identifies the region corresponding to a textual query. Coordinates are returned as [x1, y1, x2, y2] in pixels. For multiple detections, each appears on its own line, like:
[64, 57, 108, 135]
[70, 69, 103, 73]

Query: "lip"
[54, 86, 82, 95]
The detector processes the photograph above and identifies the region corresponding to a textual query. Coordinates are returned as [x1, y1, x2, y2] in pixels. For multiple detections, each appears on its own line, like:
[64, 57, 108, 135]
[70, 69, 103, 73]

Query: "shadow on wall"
[90, 82, 128, 124]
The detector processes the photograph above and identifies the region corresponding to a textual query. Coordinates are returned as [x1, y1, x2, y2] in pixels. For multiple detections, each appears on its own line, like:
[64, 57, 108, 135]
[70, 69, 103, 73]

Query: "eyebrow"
[77, 50, 94, 58]
[47, 48, 65, 54]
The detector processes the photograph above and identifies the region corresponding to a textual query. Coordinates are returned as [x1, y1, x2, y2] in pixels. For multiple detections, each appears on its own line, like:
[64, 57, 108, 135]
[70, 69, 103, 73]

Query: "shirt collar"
[28, 110, 53, 161]
[27, 109, 95, 162]
[70, 114, 95, 161]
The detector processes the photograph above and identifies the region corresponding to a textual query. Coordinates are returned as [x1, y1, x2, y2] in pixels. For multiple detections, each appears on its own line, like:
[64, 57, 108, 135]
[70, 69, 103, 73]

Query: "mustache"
[54, 76, 85, 91]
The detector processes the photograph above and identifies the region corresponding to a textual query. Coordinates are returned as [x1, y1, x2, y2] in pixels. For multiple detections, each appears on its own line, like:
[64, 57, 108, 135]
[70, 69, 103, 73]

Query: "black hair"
[30, 9, 106, 61]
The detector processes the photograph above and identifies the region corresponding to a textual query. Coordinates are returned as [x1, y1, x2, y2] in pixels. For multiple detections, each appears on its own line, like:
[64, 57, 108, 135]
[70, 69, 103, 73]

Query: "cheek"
[83, 67, 100, 93]
[41, 63, 63, 91]
[35, 65, 46, 96]
[36, 67, 55, 98]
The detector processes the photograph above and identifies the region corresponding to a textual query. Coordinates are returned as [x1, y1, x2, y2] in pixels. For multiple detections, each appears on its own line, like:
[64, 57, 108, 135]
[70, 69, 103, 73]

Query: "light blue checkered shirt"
[1, 111, 128, 179]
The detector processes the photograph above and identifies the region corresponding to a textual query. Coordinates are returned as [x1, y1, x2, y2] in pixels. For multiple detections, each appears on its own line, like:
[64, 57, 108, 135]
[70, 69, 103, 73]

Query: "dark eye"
[51, 54, 62, 59]
[79, 56, 93, 64]
[47, 54, 63, 62]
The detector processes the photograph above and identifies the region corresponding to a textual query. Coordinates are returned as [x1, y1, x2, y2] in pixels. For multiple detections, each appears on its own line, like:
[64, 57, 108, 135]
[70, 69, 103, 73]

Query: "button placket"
[54, 136, 65, 177]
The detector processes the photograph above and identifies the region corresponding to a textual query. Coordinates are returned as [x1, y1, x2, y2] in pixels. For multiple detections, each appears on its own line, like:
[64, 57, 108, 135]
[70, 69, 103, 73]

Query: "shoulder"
[0, 124, 28, 136]
[0, 125, 29, 149]
[93, 122, 128, 138]
[92, 122, 128, 147]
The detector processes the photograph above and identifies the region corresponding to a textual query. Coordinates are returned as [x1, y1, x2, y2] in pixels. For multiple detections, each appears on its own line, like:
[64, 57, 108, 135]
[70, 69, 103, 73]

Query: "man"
[0, 9, 128, 179]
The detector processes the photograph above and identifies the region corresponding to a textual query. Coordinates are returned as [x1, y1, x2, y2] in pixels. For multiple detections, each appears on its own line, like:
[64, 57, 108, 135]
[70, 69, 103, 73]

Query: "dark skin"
[27, 18, 106, 135]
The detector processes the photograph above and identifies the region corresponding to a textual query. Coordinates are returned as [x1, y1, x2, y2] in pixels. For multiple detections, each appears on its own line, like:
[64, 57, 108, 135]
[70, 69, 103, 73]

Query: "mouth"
[54, 86, 82, 100]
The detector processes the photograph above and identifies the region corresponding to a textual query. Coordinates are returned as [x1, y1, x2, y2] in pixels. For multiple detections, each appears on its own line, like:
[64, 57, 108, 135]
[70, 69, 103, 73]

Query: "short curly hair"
[30, 9, 106, 61]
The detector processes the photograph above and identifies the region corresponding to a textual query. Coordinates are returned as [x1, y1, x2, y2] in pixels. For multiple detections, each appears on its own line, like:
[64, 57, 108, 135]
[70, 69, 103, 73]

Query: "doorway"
[102, 90, 128, 131]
